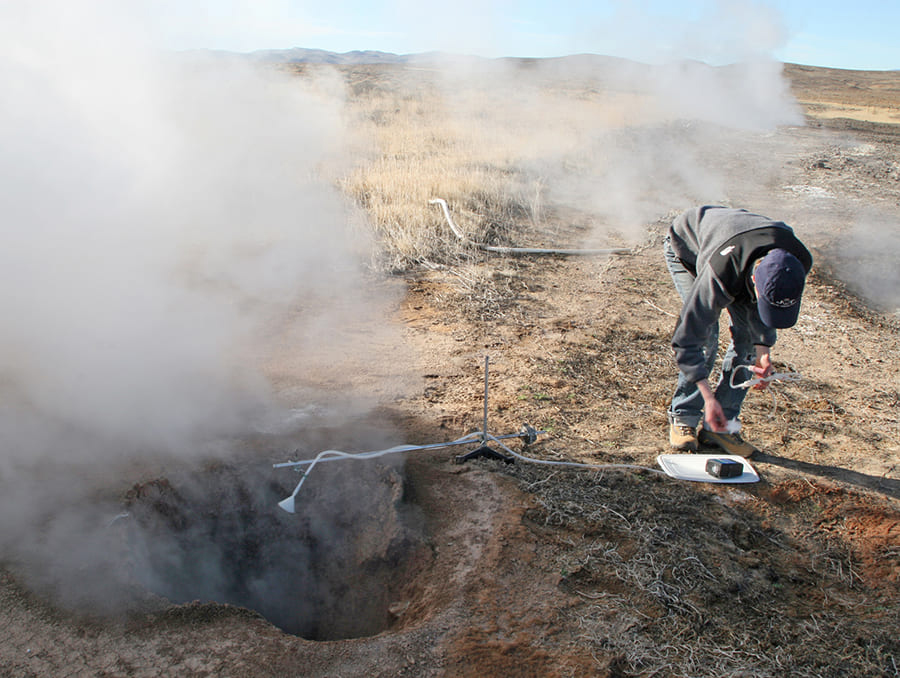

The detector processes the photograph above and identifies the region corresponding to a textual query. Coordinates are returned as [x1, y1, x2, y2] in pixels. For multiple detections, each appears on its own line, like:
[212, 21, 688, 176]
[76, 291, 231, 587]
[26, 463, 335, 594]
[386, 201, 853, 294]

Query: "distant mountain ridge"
[243, 48, 646, 70]
[189, 47, 898, 76]
[247, 48, 422, 65]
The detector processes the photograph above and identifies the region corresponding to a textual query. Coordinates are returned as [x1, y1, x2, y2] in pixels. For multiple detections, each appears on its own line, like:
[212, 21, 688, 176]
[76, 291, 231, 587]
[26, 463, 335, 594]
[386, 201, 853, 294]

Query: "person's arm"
[672, 273, 731, 383]
[673, 272, 732, 431]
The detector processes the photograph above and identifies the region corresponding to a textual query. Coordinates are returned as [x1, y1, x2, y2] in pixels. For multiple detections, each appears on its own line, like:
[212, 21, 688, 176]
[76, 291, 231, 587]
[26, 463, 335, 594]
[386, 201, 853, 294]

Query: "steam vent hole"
[124, 459, 423, 640]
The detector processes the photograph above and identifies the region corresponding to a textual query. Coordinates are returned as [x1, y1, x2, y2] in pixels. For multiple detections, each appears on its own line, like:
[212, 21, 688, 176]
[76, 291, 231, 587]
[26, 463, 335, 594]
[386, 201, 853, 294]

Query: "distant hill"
[244, 48, 650, 71]
[192, 47, 897, 77]
[247, 48, 413, 65]
[192, 48, 900, 111]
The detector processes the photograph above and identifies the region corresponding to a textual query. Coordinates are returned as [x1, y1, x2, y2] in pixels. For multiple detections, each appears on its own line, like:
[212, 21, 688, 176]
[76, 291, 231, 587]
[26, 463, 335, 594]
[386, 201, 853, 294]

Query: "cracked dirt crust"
[2, 67, 900, 677]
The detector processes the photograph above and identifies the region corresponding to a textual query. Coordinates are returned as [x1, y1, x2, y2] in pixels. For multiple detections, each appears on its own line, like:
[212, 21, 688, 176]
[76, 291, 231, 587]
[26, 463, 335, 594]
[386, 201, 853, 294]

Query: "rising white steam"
[0, 1, 403, 607]
[0, 4, 380, 463]
[412, 0, 802, 237]
[428, 52, 802, 241]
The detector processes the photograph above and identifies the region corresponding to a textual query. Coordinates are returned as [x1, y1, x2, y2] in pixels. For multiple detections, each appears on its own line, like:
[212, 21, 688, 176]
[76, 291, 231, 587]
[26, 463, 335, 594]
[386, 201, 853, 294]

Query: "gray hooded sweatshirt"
[668, 206, 812, 383]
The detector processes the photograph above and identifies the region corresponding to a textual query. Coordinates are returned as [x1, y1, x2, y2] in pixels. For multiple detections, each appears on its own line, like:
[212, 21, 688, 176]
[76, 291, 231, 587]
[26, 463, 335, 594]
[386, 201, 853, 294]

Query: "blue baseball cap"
[755, 249, 807, 328]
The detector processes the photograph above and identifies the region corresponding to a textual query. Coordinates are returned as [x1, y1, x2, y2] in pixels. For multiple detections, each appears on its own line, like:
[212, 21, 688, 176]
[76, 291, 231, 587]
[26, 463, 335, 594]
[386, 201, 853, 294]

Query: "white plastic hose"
[429, 198, 630, 256]
[729, 364, 802, 390]
[274, 431, 665, 512]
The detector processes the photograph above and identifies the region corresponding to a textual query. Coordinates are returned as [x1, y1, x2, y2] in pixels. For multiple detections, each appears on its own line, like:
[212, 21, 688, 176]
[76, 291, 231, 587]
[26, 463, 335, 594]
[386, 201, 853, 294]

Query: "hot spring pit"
[123, 459, 426, 640]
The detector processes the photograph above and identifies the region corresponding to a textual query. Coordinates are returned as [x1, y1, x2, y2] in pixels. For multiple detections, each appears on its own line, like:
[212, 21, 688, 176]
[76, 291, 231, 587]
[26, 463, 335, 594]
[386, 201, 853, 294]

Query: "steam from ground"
[430, 53, 802, 241]
[430, 53, 899, 309]
[829, 208, 900, 312]
[420, 4, 899, 309]
[0, 3, 403, 607]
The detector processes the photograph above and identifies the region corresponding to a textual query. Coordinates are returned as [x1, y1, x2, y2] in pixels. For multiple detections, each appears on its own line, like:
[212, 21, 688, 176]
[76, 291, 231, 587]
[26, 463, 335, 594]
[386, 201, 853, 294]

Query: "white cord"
[276, 431, 666, 507]
[483, 433, 667, 475]
[276, 364, 803, 507]
[277, 435, 482, 503]
[428, 198, 629, 256]
[729, 364, 802, 390]
[727, 364, 802, 418]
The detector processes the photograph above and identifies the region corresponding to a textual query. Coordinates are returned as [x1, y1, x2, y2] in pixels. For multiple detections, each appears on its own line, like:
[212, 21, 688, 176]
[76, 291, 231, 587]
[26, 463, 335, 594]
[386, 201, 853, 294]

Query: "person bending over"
[664, 205, 812, 456]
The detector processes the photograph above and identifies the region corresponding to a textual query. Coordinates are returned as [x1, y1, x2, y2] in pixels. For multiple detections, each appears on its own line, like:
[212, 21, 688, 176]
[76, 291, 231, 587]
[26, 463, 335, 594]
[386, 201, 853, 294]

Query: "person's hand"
[703, 398, 728, 432]
[696, 378, 728, 431]
[750, 352, 773, 390]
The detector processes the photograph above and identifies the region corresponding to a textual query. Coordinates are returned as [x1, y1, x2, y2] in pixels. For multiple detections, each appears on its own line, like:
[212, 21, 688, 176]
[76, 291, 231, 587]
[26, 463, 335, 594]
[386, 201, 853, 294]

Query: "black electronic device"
[705, 458, 744, 479]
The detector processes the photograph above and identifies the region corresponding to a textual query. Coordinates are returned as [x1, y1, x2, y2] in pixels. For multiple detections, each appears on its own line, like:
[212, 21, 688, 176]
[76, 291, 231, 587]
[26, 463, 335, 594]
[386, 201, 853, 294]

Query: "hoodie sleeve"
[671, 269, 732, 382]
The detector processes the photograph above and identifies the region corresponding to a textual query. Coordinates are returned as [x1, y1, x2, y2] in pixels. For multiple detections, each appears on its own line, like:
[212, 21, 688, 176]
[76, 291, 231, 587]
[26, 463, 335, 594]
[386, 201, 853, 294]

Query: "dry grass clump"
[336, 70, 536, 270]
[322, 63, 655, 271]
[498, 462, 900, 677]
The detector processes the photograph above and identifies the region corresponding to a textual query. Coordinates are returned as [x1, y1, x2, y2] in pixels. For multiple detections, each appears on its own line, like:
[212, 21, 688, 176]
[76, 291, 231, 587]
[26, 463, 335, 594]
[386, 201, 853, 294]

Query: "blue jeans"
[663, 235, 757, 428]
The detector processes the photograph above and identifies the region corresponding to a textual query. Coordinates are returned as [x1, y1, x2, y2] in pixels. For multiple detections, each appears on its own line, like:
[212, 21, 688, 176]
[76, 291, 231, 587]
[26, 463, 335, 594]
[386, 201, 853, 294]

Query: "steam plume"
[0, 1, 400, 608]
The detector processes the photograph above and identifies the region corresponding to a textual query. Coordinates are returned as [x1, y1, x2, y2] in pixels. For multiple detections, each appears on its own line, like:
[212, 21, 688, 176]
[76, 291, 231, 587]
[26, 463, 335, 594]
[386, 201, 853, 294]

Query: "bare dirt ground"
[2, 63, 899, 677]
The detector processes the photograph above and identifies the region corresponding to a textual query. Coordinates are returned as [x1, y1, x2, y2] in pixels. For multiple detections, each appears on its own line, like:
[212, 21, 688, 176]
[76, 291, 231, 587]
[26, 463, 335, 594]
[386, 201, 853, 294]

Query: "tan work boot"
[698, 428, 759, 457]
[669, 422, 698, 452]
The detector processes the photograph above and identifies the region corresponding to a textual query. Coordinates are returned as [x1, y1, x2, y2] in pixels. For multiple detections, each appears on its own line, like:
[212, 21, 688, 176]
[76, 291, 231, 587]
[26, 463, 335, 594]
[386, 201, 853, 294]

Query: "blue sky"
[146, 0, 899, 70]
